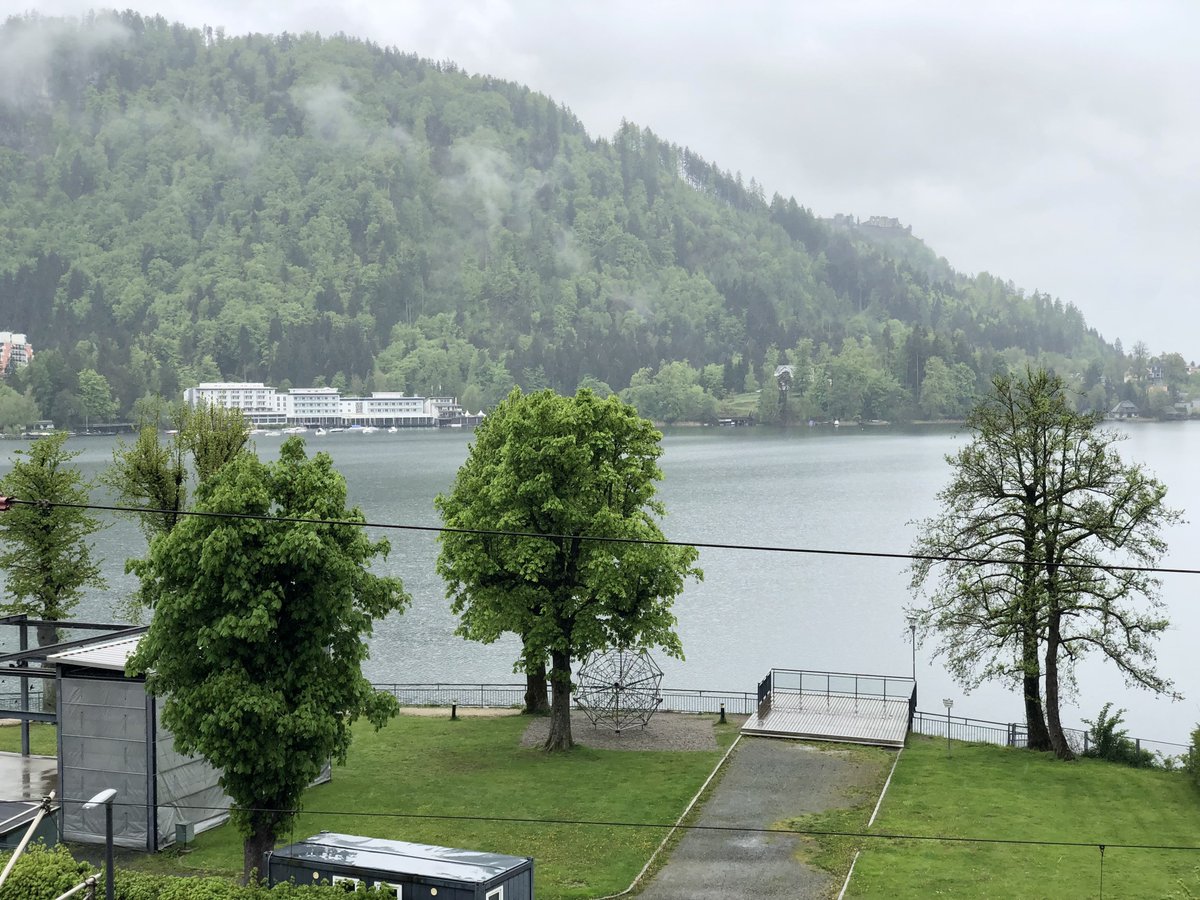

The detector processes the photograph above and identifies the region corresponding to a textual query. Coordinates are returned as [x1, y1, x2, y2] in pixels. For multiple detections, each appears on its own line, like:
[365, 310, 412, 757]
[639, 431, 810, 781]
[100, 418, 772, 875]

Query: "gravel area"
[520, 710, 744, 751]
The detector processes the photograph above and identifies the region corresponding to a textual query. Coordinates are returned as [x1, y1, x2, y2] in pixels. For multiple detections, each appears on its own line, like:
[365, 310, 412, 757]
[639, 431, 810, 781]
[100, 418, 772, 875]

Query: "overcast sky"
[5, 1, 1197, 356]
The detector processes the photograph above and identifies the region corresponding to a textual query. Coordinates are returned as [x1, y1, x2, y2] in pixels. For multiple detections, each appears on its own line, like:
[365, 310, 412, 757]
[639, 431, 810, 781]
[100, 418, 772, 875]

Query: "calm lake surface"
[3, 423, 1197, 745]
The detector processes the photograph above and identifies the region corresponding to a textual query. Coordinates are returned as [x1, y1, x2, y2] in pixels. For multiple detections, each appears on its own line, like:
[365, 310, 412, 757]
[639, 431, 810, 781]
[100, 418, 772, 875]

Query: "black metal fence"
[911, 710, 1190, 762]
[369, 682, 1188, 762]
[371, 683, 760, 716]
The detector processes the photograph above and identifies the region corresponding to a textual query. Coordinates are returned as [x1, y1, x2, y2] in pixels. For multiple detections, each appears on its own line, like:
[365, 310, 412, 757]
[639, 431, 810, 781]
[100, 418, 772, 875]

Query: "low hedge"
[0, 844, 389, 898]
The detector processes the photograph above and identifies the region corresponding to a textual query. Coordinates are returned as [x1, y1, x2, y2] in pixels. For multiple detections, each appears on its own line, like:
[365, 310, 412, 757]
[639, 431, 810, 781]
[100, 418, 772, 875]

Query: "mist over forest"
[0, 11, 1186, 427]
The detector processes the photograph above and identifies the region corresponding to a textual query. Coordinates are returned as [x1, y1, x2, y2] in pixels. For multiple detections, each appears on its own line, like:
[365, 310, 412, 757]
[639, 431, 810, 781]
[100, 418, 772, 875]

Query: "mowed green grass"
[848, 736, 1200, 899]
[0, 722, 57, 755]
[4, 716, 735, 900]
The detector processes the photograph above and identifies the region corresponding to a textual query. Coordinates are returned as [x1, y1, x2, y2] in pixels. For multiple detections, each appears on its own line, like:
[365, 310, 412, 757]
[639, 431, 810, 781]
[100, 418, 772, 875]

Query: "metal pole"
[83, 789, 116, 900]
[910, 628, 916, 680]
[104, 802, 114, 900]
[943, 699, 953, 758]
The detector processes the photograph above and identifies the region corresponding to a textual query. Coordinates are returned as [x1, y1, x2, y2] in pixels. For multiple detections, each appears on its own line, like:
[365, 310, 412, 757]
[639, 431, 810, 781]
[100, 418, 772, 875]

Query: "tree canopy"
[909, 369, 1181, 759]
[0, 432, 106, 649]
[127, 438, 409, 878]
[436, 388, 701, 750]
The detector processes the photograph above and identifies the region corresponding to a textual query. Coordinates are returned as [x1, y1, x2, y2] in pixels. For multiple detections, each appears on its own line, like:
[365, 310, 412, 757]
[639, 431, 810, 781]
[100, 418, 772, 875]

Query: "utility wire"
[27, 796, 1200, 853]
[6, 497, 1200, 577]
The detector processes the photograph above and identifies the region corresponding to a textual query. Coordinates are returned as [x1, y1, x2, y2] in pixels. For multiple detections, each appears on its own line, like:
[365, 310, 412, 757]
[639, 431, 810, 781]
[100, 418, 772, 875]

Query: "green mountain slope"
[0, 12, 1123, 424]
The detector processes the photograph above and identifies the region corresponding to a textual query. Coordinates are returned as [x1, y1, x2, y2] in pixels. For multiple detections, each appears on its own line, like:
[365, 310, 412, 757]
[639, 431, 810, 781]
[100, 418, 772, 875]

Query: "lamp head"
[83, 788, 117, 809]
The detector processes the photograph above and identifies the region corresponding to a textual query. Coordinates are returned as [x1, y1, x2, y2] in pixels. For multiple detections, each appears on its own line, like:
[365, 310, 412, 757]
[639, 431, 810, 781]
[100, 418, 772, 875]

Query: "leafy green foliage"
[0, 383, 40, 434]
[0, 844, 92, 899]
[910, 369, 1180, 760]
[0, 844, 392, 898]
[127, 437, 409, 877]
[0, 431, 106, 622]
[0, 13, 1126, 423]
[436, 389, 701, 749]
[1082, 703, 1157, 768]
[1183, 726, 1200, 790]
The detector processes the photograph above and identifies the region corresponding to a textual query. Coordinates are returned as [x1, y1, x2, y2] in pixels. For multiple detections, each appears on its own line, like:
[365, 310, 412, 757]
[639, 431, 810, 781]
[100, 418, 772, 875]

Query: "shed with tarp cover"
[266, 832, 534, 899]
[47, 634, 233, 851]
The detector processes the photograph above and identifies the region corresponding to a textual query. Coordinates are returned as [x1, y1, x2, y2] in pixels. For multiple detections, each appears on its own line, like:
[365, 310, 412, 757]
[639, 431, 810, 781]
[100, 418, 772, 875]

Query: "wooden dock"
[742, 680, 912, 748]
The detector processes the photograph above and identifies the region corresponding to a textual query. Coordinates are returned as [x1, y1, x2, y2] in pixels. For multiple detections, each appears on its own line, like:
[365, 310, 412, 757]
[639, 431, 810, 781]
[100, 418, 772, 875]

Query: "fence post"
[1084, 732, 1090, 754]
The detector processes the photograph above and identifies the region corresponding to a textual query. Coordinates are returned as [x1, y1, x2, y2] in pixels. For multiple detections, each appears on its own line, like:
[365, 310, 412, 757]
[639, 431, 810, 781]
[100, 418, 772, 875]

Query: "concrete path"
[0, 750, 57, 802]
[637, 737, 890, 900]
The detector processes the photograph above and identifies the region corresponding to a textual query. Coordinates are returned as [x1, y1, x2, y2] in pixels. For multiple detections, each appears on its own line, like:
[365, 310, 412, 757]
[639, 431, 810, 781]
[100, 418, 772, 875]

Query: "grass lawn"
[0, 722, 57, 755]
[41, 713, 733, 899]
[847, 735, 1200, 899]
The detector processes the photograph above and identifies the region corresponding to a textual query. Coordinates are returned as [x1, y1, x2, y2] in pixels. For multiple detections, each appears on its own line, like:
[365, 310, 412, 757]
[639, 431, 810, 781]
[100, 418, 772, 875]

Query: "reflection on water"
[1, 422, 1197, 744]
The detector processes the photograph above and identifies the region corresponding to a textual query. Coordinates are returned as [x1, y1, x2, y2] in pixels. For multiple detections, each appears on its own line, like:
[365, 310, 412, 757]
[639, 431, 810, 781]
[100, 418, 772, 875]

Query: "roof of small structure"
[46, 635, 143, 671]
[272, 833, 531, 882]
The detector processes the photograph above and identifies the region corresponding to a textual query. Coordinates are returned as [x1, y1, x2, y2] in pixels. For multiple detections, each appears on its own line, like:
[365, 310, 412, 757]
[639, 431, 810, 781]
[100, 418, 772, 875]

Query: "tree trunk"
[1021, 630, 1051, 751]
[243, 822, 277, 884]
[36, 621, 60, 714]
[524, 658, 549, 715]
[544, 649, 574, 752]
[1044, 610, 1075, 761]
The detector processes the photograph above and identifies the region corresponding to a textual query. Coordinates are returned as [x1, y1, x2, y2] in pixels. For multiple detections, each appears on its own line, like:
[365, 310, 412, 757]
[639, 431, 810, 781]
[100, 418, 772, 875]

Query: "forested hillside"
[0, 12, 1139, 425]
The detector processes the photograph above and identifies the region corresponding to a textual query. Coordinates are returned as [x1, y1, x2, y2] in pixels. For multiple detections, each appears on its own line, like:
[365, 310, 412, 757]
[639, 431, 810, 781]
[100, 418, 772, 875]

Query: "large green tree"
[0, 432, 107, 692]
[127, 438, 408, 879]
[436, 388, 701, 751]
[103, 401, 250, 616]
[76, 368, 117, 428]
[909, 369, 1180, 759]
[0, 384, 40, 435]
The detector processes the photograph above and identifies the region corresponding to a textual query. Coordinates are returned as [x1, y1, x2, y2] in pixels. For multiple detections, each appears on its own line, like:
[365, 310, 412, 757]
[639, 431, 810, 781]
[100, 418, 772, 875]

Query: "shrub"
[1, 844, 396, 898]
[1082, 703, 1156, 768]
[1184, 724, 1200, 789]
[0, 844, 92, 899]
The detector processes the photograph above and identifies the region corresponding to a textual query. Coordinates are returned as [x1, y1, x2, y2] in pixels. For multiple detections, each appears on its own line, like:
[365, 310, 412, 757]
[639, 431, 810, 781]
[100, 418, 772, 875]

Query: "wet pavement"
[0, 750, 58, 802]
[637, 737, 892, 900]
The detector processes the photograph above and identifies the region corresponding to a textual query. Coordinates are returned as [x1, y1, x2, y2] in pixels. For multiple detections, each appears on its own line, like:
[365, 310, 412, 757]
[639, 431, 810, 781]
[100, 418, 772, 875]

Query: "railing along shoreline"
[368, 682, 1189, 759]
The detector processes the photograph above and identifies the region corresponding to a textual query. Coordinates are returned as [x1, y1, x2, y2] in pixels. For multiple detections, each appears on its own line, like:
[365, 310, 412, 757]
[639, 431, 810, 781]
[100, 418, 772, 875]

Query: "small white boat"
[387, 426, 398, 434]
[360, 426, 379, 434]
[314, 428, 327, 436]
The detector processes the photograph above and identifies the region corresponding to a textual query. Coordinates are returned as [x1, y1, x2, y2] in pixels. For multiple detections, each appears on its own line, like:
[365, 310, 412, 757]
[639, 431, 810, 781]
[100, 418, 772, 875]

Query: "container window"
[486, 888, 504, 900]
[331, 875, 361, 892]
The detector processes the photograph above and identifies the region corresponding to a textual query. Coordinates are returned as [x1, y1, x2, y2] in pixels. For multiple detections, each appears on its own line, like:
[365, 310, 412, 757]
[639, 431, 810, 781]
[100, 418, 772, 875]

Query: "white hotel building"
[183, 383, 459, 428]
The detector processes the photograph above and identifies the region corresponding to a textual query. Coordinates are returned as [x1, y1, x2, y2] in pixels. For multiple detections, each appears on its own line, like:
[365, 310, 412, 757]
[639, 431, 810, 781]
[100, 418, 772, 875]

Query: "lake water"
[2, 424, 1197, 745]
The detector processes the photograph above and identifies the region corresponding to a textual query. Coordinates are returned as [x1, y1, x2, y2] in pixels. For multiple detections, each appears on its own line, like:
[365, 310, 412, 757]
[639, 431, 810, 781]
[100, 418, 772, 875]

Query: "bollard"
[451, 703, 458, 720]
[719, 703, 726, 724]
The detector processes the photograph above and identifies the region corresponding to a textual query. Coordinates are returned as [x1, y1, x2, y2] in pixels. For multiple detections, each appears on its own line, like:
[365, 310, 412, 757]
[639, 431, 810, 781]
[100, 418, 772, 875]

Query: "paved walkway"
[637, 736, 891, 900]
[0, 750, 57, 802]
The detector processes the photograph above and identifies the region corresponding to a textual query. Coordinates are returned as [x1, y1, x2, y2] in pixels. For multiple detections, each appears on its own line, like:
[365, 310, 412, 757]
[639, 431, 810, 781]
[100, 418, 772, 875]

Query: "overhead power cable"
[4, 496, 1199, 577]
[24, 795, 1200, 854]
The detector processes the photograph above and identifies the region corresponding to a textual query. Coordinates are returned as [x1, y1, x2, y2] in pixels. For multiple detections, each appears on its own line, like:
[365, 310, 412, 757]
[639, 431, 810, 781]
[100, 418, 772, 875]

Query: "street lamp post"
[906, 616, 917, 681]
[83, 789, 117, 900]
[942, 698, 954, 758]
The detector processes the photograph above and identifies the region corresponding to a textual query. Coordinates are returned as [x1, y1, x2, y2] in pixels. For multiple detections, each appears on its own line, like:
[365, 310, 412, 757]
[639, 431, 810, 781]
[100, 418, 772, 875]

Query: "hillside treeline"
[0, 12, 1149, 425]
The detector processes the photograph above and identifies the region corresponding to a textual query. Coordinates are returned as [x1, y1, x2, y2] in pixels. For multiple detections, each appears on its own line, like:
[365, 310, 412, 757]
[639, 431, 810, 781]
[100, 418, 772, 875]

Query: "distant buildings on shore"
[0, 331, 33, 374]
[183, 382, 480, 428]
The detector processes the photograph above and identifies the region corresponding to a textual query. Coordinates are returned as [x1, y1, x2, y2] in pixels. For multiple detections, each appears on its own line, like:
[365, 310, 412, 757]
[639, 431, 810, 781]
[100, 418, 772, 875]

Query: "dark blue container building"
[265, 832, 534, 899]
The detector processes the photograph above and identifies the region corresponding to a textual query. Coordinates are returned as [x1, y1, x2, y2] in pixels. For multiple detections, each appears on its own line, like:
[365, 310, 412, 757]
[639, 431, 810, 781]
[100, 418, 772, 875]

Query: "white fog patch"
[191, 114, 264, 169]
[0, 13, 129, 107]
[294, 82, 369, 145]
[446, 138, 516, 231]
